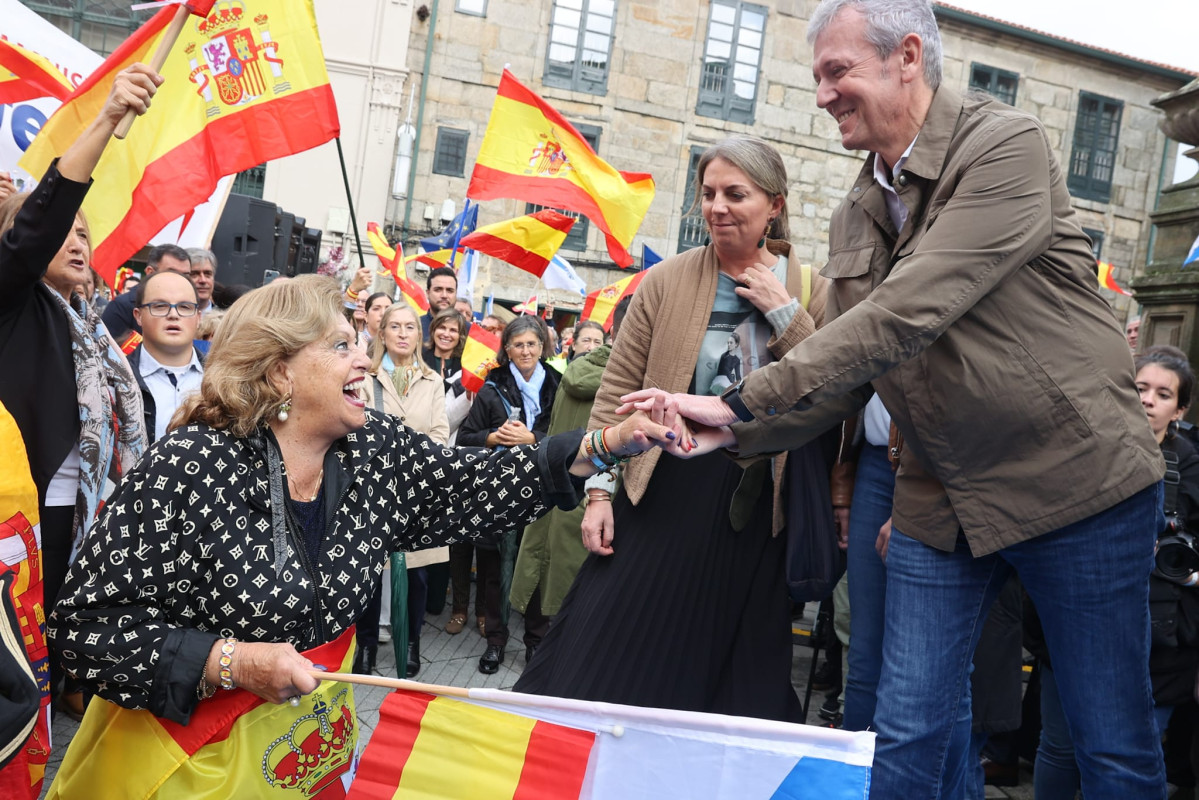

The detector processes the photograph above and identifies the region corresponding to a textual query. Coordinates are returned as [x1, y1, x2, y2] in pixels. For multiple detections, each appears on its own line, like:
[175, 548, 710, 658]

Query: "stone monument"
[1132, 78, 1199, 380]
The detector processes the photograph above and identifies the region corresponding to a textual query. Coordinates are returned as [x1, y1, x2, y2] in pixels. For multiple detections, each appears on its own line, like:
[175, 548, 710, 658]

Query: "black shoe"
[817, 695, 841, 722]
[406, 641, 420, 678]
[479, 644, 504, 674]
[525, 643, 538, 664]
[810, 659, 842, 692]
[352, 644, 377, 675]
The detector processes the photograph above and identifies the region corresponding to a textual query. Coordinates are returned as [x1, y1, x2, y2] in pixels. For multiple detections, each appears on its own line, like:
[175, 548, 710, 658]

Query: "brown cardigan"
[589, 240, 828, 522]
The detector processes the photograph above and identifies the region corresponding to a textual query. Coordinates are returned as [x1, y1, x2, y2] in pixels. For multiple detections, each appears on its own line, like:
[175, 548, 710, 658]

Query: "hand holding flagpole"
[114, 1, 214, 139]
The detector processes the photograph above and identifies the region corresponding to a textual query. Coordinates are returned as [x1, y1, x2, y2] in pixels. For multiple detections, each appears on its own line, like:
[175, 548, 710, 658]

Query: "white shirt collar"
[138, 344, 201, 377]
[872, 134, 920, 189]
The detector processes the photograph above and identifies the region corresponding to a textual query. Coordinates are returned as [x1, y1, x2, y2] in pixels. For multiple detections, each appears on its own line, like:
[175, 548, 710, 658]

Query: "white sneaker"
[379, 624, 392, 643]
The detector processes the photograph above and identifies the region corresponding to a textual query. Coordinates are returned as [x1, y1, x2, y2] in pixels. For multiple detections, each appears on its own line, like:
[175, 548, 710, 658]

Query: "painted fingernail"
[692, 438, 699, 447]
[665, 431, 676, 440]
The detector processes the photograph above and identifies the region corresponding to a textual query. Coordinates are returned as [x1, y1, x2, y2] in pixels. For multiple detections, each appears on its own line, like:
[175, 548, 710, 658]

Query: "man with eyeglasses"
[101, 242, 193, 340]
[127, 271, 205, 442]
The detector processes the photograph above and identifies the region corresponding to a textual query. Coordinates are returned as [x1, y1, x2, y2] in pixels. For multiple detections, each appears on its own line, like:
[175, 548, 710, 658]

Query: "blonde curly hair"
[172, 274, 344, 437]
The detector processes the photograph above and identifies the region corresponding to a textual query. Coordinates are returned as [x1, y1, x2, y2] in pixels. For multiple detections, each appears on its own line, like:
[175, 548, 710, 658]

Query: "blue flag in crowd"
[421, 202, 479, 253]
[1185, 234, 1199, 268]
[642, 244, 662, 271]
[543, 253, 587, 296]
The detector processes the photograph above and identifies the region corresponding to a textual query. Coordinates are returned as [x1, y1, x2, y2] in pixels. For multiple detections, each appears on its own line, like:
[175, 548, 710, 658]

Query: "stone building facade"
[394, 0, 1194, 318]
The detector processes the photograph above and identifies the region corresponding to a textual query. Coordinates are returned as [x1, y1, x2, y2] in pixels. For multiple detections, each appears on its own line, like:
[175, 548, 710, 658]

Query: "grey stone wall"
[399, 0, 1188, 314]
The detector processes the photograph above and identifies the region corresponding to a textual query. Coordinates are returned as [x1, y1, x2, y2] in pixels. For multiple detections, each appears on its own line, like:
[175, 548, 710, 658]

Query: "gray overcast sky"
[943, 0, 1199, 73]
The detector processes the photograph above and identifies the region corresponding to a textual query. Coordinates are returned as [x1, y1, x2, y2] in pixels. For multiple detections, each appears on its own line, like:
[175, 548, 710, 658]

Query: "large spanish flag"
[349, 689, 595, 800]
[460, 209, 575, 278]
[366, 222, 429, 313]
[0, 38, 75, 104]
[467, 69, 654, 268]
[460, 325, 502, 393]
[20, 0, 340, 287]
[47, 630, 357, 800]
[582, 270, 647, 331]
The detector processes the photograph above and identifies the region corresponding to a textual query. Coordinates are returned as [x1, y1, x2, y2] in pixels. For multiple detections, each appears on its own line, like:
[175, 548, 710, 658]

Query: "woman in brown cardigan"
[515, 136, 828, 721]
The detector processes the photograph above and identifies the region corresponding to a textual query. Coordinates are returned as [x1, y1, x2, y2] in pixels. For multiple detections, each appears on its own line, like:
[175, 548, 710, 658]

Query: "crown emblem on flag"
[261, 689, 356, 797]
[196, 0, 247, 36]
[254, 13, 269, 25]
[529, 130, 572, 177]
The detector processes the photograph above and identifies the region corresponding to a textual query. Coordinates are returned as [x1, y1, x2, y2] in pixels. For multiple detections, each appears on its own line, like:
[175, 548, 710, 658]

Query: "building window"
[432, 128, 470, 177]
[969, 63, 1018, 106]
[678, 146, 707, 253]
[543, 0, 615, 95]
[526, 124, 599, 252]
[1068, 92, 1123, 203]
[455, 0, 487, 15]
[231, 164, 266, 199]
[21, 0, 150, 56]
[696, 0, 767, 125]
[1082, 227, 1105, 261]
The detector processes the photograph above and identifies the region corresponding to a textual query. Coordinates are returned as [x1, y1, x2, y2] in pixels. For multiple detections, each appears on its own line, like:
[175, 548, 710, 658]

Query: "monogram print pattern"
[48, 410, 582, 711]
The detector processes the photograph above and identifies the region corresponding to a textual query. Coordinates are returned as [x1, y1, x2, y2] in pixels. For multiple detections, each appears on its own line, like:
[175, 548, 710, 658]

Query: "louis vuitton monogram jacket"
[48, 409, 584, 724]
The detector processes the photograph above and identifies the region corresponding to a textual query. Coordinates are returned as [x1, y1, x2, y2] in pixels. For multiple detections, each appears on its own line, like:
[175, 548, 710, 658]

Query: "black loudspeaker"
[211, 193, 279, 287]
[273, 211, 296, 276]
[296, 226, 322, 275]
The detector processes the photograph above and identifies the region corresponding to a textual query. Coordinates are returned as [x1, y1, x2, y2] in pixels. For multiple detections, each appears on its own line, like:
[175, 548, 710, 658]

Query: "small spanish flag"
[460, 325, 501, 394]
[1097, 261, 1132, 297]
[467, 69, 654, 267]
[459, 209, 575, 278]
[349, 689, 595, 800]
[366, 223, 429, 313]
[405, 248, 465, 272]
[582, 271, 647, 331]
[0, 39, 75, 104]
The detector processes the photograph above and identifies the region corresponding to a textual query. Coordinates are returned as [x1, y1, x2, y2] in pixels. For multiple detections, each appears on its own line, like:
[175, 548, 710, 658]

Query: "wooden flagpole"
[310, 669, 470, 698]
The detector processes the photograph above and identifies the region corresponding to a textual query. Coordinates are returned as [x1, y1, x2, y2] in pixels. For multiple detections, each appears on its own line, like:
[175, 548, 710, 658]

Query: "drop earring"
[277, 395, 292, 422]
[758, 220, 772, 249]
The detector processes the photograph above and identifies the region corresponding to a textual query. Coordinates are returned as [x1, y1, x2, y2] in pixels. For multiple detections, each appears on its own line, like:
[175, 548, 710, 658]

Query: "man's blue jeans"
[845, 444, 971, 796]
[870, 482, 1165, 799]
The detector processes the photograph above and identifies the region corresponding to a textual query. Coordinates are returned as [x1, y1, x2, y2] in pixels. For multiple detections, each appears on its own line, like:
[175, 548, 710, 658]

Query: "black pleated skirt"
[514, 452, 801, 722]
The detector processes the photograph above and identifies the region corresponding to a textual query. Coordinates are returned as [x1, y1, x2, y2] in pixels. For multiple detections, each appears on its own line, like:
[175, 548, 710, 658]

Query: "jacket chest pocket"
[820, 244, 877, 317]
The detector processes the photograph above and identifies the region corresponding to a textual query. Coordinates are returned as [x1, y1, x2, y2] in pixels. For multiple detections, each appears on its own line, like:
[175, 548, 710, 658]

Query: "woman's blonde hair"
[692, 135, 790, 242]
[369, 302, 434, 377]
[172, 275, 344, 437]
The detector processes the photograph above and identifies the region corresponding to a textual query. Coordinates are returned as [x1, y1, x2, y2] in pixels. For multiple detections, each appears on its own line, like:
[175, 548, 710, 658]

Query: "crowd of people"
[1, 0, 1195, 798]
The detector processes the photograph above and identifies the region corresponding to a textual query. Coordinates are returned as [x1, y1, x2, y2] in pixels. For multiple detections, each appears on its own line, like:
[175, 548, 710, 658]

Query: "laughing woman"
[45, 275, 676, 798]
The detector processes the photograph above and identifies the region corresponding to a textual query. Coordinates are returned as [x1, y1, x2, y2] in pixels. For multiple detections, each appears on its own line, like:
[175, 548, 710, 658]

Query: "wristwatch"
[720, 381, 756, 423]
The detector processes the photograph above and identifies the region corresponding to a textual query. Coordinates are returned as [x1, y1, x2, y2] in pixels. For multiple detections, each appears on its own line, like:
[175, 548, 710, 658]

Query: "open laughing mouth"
[343, 378, 365, 407]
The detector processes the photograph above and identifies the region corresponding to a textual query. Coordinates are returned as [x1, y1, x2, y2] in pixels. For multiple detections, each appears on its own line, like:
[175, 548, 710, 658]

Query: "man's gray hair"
[807, 0, 943, 90]
[187, 247, 218, 271]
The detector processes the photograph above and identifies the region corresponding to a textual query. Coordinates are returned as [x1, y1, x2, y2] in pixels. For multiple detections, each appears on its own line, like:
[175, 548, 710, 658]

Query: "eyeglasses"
[506, 341, 542, 351]
[139, 301, 199, 317]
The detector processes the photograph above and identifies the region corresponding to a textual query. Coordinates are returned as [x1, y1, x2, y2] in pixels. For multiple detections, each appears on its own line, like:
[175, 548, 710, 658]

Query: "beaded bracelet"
[218, 638, 237, 690]
[596, 427, 632, 466]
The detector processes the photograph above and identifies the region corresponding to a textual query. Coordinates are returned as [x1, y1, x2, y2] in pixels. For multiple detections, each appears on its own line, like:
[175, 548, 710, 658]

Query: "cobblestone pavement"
[42, 594, 1040, 798]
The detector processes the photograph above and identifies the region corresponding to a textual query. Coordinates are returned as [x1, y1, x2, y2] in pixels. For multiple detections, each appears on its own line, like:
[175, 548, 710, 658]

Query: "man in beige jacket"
[626, 1, 1166, 797]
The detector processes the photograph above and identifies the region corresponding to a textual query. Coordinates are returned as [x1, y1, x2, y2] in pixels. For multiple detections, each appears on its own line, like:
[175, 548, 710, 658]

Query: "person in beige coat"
[361, 303, 449, 677]
[515, 136, 829, 721]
